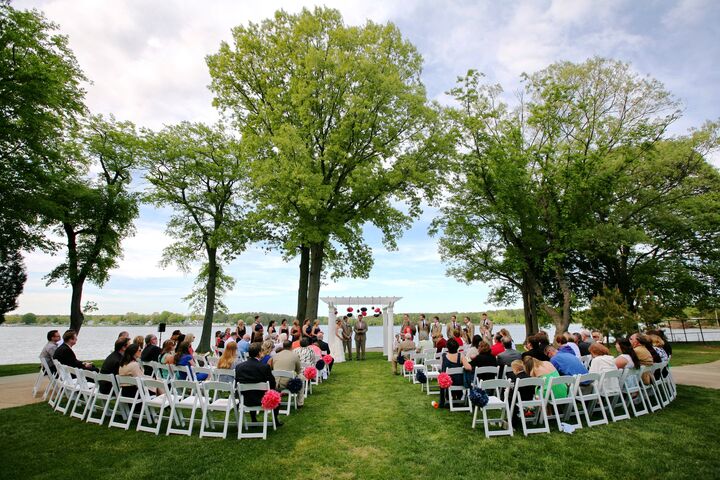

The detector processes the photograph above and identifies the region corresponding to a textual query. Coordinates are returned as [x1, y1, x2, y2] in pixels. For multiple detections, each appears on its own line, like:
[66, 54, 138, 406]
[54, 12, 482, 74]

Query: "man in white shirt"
[40, 330, 60, 373]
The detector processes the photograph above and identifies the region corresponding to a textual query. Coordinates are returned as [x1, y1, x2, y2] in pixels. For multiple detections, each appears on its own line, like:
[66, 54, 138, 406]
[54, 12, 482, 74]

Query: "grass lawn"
[1, 352, 719, 480]
[0, 359, 104, 377]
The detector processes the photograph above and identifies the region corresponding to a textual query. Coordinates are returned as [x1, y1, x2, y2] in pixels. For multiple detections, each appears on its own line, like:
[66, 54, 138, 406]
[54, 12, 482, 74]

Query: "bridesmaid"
[290, 320, 301, 342]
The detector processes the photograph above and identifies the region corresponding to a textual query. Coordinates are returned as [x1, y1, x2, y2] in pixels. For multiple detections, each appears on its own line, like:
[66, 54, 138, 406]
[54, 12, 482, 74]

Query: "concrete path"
[0, 372, 48, 410]
[1, 359, 717, 410]
[669, 360, 720, 390]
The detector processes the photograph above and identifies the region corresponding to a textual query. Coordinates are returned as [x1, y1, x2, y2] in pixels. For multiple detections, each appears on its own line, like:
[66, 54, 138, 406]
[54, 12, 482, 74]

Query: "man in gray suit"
[341, 316, 353, 360]
[416, 314, 430, 341]
[354, 315, 368, 360]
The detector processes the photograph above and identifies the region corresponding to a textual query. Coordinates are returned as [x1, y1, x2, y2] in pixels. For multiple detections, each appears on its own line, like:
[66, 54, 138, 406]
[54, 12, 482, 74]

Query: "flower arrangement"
[261, 389, 281, 410]
[315, 359, 326, 370]
[416, 371, 427, 384]
[323, 354, 333, 365]
[403, 360, 415, 372]
[438, 372, 453, 389]
[304, 365, 318, 380]
[468, 387, 489, 408]
[287, 377, 303, 394]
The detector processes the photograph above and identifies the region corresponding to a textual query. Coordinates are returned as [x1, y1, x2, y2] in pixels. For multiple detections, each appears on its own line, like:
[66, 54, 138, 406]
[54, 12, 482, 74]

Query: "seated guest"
[174, 340, 208, 381]
[490, 333, 506, 356]
[521, 334, 550, 362]
[237, 334, 251, 356]
[544, 345, 588, 377]
[435, 335, 447, 353]
[295, 337, 316, 365]
[614, 338, 640, 370]
[118, 331, 130, 341]
[554, 334, 577, 357]
[132, 335, 144, 350]
[630, 333, 657, 384]
[498, 328, 515, 349]
[497, 337, 521, 370]
[463, 339, 497, 384]
[591, 330, 603, 344]
[235, 342, 282, 426]
[217, 341, 242, 383]
[53, 330, 98, 372]
[259, 340, 275, 366]
[564, 333, 581, 357]
[523, 355, 567, 399]
[141, 334, 162, 375]
[452, 329, 464, 347]
[464, 335, 481, 360]
[588, 343, 619, 393]
[99, 337, 130, 393]
[315, 332, 334, 371]
[392, 333, 416, 375]
[272, 340, 305, 407]
[578, 329, 593, 355]
[158, 340, 175, 379]
[309, 338, 322, 357]
[646, 329, 672, 359]
[215, 330, 225, 349]
[170, 330, 182, 344]
[40, 330, 61, 374]
[439, 338, 464, 408]
[508, 359, 535, 427]
[646, 334, 669, 363]
[184, 334, 197, 355]
[118, 344, 143, 397]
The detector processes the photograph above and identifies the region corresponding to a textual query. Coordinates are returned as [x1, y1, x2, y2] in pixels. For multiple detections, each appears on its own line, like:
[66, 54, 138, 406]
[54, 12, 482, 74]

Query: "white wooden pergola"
[320, 296, 402, 361]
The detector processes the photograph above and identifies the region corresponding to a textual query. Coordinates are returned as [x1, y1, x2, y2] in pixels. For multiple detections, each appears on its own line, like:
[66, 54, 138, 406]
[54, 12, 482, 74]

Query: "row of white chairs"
[398, 356, 677, 438]
[39, 357, 327, 440]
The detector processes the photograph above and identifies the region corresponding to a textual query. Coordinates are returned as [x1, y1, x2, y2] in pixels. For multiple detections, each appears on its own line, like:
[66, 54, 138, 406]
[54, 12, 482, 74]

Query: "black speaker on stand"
[158, 322, 166, 343]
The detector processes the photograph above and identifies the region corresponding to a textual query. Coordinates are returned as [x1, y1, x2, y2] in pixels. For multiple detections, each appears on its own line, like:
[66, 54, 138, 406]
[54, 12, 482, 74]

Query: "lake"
[0, 323, 595, 365]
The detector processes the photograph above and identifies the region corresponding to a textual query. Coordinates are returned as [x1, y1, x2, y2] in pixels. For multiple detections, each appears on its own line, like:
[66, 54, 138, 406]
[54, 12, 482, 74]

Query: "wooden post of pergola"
[320, 296, 402, 361]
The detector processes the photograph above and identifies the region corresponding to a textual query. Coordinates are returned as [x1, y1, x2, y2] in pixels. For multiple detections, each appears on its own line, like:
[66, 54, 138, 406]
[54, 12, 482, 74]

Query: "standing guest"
[544, 345, 588, 377]
[497, 337, 522, 370]
[295, 337, 316, 365]
[354, 315, 368, 360]
[490, 333, 506, 356]
[53, 330, 98, 371]
[217, 342, 242, 382]
[462, 316, 475, 340]
[417, 314, 430, 341]
[235, 342, 282, 426]
[118, 344, 143, 397]
[392, 333, 416, 375]
[446, 315, 460, 340]
[267, 320, 277, 335]
[435, 335, 447, 353]
[341, 316, 353, 360]
[279, 319, 290, 338]
[99, 337, 130, 394]
[273, 340, 305, 407]
[132, 335, 145, 351]
[480, 312, 494, 336]
[236, 320, 246, 338]
[430, 316, 443, 343]
[290, 320, 301, 342]
[141, 334, 162, 374]
[588, 343, 620, 393]
[40, 330, 61, 373]
[253, 315, 263, 333]
[439, 338, 464, 408]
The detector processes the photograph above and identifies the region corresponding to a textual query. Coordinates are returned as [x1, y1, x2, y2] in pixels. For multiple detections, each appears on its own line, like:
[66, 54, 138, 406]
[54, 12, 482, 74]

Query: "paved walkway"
[1, 359, 718, 410]
[669, 360, 720, 390]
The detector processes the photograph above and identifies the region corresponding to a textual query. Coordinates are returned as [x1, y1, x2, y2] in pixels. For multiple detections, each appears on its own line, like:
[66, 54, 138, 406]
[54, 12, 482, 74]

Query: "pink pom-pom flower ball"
[438, 372, 453, 389]
[304, 366, 318, 380]
[323, 354, 333, 364]
[403, 360, 415, 372]
[261, 389, 281, 410]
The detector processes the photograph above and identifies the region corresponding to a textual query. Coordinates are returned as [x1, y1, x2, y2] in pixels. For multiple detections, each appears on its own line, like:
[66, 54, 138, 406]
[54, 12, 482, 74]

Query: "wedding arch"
[320, 296, 402, 361]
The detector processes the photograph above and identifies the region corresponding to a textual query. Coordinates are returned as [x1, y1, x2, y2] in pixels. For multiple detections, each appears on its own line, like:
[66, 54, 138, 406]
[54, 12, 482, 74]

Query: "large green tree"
[207, 7, 445, 320]
[0, 249, 26, 324]
[45, 115, 140, 332]
[434, 58, 705, 335]
[0, 3, 86, 254]
[143, 122, 256, 352]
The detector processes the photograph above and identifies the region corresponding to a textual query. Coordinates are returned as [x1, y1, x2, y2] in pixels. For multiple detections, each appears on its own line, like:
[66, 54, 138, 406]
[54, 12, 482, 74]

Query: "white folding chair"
[33, 358, 54, 398]
[424, 360, 441, 395]
[173, 364, 195, 382]
[639, 365, 663, 412]
[237, 382, 274, 440]
[213, 368, 236, 384]
[446, 367, 470, 412]
[166, 379, 204, 436]
[136, 378, 173, 435]
[54, 366, 81, 415]
[650, 363, 671, 407]
[70, 370, 97, 420]
[199, 381, 238, 439]
[510, 377, 550, 436]
[401, 351, 415, 381]
[596, 370, 629, 422]
[574, 373, 608, 427]
[144, 361, 160, 378]
[109, 376, 142, 430]
[580, 355, 592, 368]
[620, 369, 649, 417]
[472, 379, 513, 437]
[85, 373, 119, 425]
[272, 370, 298, 415]
[472, 366, 499, 388]
[545, 375, 582, 431]
[156, 363, 173, 381]
[47, 360, 66, 407]
[194, 366, 213, 382]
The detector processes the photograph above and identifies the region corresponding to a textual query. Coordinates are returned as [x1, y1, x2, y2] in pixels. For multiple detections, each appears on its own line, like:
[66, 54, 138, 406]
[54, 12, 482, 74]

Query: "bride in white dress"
[329, 318, 346, 363]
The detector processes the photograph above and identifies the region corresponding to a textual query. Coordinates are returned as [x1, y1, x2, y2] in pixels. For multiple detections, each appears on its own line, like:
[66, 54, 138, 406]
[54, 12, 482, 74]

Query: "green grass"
[1, 352, 719, 479]
[0, 360, 104, 377]
[664, 342, 720, 366]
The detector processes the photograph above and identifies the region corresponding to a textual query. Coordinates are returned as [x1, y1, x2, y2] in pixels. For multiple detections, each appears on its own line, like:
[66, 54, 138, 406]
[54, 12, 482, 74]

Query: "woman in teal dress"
[522, 356, 568, 399]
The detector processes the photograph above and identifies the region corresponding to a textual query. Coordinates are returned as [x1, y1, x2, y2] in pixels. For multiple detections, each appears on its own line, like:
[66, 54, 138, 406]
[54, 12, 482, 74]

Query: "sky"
[11, 0, 720, 316]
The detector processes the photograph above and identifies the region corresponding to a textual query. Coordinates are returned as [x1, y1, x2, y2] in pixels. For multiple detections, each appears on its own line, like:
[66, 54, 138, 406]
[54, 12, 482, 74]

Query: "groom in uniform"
[354, 315, 368, 360]
[341, 316, 353, 361]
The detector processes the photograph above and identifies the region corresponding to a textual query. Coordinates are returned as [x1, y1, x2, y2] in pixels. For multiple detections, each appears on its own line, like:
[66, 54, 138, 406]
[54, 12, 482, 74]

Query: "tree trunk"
[521, 271, 539, 336]
[69, 278, 85, 333]
[198, 246, 217, 353]
[554, 267, 572, 334]
[306, 241, 325, 321]
[296, 244, 310, 321]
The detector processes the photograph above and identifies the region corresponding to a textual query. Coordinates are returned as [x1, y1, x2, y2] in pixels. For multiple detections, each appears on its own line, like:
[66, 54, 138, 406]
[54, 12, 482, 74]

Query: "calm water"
[0, 323, 600, 365]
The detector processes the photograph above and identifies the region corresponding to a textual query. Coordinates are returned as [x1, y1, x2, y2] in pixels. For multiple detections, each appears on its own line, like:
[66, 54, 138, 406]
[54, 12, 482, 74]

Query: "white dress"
[329, 331, 346, 363]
